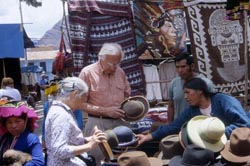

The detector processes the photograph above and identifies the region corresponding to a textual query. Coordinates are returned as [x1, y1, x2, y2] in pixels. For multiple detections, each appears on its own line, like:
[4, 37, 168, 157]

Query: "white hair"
[98, 43, 124, 60]
[57, 77, 88, 100]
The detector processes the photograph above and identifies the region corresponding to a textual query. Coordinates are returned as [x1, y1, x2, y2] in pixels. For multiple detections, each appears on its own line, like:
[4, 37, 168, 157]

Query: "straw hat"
[220, 127, 250, 163]
[186, 115, 227, 152]
[120, 96, 149, 122]
[118, 151, 162, 166]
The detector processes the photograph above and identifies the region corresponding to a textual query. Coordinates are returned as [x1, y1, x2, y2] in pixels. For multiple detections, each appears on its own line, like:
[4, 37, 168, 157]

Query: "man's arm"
[81, 102, 125, 119]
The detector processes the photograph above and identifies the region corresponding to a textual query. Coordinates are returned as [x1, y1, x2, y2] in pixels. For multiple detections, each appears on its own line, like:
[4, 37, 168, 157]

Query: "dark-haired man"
[168, 52, 216, 122]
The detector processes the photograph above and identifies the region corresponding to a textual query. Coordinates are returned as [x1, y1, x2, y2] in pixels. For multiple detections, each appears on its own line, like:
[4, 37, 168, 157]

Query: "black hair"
[0, 113, 33, 132]
[174, 52, 194, 65]
[183, 78, 212, 98]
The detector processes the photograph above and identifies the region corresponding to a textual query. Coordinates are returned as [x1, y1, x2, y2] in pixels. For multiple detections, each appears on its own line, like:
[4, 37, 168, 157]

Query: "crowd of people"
[0, 42, 250, 166]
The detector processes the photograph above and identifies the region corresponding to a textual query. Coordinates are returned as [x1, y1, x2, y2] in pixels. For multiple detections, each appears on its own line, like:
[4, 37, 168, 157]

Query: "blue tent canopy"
[0, 24, 24, 58]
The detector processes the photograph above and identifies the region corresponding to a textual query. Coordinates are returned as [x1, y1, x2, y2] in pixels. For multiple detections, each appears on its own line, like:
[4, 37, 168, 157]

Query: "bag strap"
[59, 33, 67, 53]
[52, 103, 70, 112]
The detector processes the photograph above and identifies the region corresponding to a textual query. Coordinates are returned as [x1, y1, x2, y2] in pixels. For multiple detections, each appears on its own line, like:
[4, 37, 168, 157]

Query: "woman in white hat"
[45, 77, 107, 166]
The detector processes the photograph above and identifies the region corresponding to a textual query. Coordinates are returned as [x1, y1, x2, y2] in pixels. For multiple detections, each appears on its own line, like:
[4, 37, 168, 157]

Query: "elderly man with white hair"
[45, 77, 106, 166]
[79, 43, 131, 164]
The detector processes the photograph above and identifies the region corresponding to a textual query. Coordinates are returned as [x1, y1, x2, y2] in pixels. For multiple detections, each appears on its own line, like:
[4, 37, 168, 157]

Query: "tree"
[20, 0, 41, 7]
[20, 0, 67, 7]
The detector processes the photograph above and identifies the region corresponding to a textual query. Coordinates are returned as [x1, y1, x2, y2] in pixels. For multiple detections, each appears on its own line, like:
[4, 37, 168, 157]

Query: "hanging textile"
[133, 1, 187, 59]
[184, 0, 250, 95]
[67, 0, 146, 95]
[226, 0, 250, 20]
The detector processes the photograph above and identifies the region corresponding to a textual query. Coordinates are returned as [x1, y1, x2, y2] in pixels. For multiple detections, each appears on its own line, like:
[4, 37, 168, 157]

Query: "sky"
[0, 0, 66, 39]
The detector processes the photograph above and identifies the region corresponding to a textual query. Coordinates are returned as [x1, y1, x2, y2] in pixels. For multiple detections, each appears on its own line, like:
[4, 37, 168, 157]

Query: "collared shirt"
[45, 101, 87, 166]
[79, 61, 131, 108]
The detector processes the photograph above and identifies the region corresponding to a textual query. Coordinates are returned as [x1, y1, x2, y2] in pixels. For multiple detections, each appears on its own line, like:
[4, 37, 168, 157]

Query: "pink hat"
[0, 101, 38, 135]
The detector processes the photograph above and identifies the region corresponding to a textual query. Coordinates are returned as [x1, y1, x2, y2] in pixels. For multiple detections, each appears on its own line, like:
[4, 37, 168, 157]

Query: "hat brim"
[179, 122, 191, 149]
[112, 146, 137, 154]
[220, 141, 250, 163]
[99, 142, 114, 161]
[187, 116, 227, 153]
[118, 136, 138, 147]
[121, 96, 149, 122]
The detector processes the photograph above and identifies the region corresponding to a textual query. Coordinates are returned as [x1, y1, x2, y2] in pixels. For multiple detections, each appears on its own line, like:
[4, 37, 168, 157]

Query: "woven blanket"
[184, 2, 250, 95]
[68, 0, 146, 95]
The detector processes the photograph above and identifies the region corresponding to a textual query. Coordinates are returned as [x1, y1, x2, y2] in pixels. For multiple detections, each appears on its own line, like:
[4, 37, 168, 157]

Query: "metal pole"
[18, 0, 24, 31]
[243, 10, 249, 110]
[19, 0, 28, 66]
[3, 60, 6, 77]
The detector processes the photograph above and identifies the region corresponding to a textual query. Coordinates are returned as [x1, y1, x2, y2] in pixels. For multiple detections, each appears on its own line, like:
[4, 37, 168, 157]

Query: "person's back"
[0, 77, 22, 101]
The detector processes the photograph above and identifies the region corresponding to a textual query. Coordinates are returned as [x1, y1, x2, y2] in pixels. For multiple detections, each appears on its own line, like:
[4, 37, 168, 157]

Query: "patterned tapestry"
[184, 0, 250, 95]
[67, 0, 146, 95]
[133, 0, 187, 59]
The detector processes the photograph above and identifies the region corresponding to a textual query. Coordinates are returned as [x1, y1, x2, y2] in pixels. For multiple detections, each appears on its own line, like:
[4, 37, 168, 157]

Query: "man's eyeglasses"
[106, 61, 120, 67]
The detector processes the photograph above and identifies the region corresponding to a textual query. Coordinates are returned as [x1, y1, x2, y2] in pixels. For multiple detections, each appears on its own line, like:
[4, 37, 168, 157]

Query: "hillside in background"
[37, 17, 70, 50]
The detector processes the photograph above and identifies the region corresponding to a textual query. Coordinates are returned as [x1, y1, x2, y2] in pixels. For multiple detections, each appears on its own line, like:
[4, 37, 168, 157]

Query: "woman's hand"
[88, 126, 107, 149]
[135, 133, 153, 147]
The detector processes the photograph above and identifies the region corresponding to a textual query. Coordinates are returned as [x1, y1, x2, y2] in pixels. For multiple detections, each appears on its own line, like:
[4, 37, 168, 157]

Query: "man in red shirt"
[79, 42, 131, 164]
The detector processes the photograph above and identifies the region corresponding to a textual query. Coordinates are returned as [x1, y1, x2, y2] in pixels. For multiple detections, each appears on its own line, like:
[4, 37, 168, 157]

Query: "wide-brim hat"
[120, 96, 149, 122]
[0, 88, 22, 102]
[40, 71, 46, 77]
[220, 127, 250, 163]
[118, 151, 162, 166]
[187, 115, 227, 153]
[169, 144, 215, 166]
[157, 134, 184, 165]
[0, 101, 38, 134]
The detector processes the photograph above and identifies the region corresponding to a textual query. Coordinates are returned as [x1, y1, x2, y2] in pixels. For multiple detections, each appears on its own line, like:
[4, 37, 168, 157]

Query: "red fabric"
[52, 52, 65, 74]
[52, 33, 66, 74]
